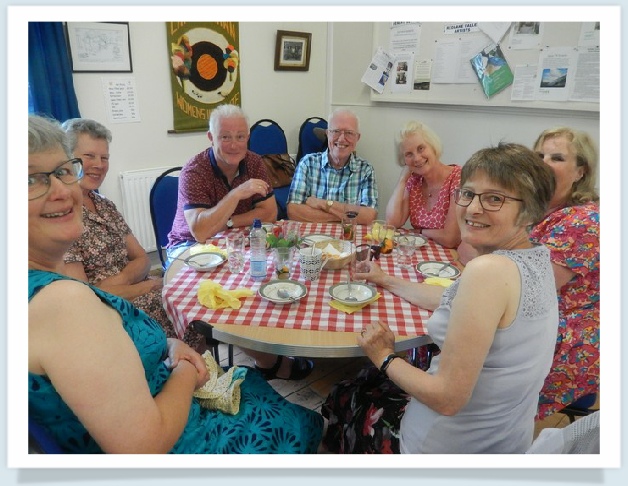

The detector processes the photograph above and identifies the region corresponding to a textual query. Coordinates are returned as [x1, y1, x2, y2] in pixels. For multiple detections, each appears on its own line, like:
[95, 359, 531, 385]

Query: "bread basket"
[313, 239, 355, 270]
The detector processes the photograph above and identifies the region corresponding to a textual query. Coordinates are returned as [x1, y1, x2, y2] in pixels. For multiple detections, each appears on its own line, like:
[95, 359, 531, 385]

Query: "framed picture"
[66, 22, 133, 72]
[274, 30, 311, 71]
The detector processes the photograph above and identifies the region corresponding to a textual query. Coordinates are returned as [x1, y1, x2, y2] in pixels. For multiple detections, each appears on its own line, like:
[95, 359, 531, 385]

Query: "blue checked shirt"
[287, 150, 378, 208]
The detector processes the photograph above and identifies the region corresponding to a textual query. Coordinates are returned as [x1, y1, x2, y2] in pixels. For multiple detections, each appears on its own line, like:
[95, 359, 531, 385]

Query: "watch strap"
[379, 353, 399, 375]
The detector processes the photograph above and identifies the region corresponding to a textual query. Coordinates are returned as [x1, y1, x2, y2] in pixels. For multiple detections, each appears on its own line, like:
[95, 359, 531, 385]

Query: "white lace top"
[400, 244, 559, 454]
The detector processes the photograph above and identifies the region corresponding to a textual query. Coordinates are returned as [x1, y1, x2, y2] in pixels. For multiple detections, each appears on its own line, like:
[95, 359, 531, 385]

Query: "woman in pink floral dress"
[385, 121, 462, 249]
[61, 118, 203, 349]
[530, 127, 599, 420]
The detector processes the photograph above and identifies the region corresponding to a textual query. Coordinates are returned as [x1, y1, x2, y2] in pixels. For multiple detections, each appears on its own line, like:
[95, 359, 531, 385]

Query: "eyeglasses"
[28, 158, 84, 200]
[327, 129, 359, 140]
[454, 188, 523, 212]
[218, 133, 248, 144]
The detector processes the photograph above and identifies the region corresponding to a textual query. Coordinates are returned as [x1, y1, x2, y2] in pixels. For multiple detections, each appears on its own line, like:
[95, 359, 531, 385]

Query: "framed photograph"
[66, 22, 133, 72]
[274, 30, 311, 71]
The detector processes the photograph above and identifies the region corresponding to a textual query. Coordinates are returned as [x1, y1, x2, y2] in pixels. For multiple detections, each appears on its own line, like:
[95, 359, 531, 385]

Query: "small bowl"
[416, 260, 461, 279]
[313, 239, 355, 270]
[184, 252, 226, 272]
[328, 282, 376, 306]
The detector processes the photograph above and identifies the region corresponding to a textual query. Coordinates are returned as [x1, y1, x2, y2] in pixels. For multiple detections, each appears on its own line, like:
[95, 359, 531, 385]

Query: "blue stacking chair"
[248, 118, 288, 156]
[560, 393, 599, 423]
[296, 116, 327, 163]
[248, 119, 290, 219]
[149, 167, 182, 271]
[149, 167, 234, 366]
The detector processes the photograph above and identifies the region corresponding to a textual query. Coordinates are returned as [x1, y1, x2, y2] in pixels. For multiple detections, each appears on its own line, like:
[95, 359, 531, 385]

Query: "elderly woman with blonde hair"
[385, 120, 462, 249]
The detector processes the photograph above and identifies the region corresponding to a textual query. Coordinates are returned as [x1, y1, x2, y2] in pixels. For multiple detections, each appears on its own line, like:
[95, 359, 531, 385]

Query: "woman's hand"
[165, 338, 210, 389]
[358, 320, 396, 368]
[355, 260, 388, 286]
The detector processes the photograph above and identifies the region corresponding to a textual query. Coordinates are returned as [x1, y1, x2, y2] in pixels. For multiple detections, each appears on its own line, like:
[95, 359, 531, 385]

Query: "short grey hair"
[208, 104, 250, 136]
[328, 108, 360, 133]
[29, 115, 72, 158]
[61, 118, 112, 153]
[396, 120, 443, 162]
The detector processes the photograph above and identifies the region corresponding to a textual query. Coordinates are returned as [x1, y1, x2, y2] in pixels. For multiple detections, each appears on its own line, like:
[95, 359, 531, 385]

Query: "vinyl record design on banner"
[171, 27, 239, 105]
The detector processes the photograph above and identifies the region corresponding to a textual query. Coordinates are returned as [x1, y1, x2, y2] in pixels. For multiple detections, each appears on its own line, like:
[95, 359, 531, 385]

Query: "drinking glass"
[272, 247, 296, 280]
[396, 235, 415, 269]
[369, 220, 393, 259]
[350, 243, 371, 283]
[226, 233, 246, 273]
[341, 212, 357, 242]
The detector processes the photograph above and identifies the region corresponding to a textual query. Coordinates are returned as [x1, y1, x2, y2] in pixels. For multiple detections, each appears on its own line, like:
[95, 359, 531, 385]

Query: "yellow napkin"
[329, 293, 381, 314]
[190, 243, 227, 258]
[198, 281, 254, 310]
[193, 351, 247, 415]
[423, 276, 455, 288]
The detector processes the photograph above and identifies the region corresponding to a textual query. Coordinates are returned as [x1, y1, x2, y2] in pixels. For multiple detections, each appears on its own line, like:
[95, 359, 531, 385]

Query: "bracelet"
[379, 353, 399, 375]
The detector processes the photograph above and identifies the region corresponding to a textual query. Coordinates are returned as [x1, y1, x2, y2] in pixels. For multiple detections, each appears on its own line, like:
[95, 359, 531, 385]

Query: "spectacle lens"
[28, 158, 84, 200]
[328, 129, 358, 140]
[454, 188, 521, 212]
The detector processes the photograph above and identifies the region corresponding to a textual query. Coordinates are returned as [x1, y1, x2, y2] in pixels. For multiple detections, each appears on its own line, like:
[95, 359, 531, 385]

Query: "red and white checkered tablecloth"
[163, 223, 457, 340]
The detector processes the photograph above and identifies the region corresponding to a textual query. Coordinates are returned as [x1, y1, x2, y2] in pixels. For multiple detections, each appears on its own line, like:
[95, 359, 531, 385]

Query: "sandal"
[255, 356, 314, 381]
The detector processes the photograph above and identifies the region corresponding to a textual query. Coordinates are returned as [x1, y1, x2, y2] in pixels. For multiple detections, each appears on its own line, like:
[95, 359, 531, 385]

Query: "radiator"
[119, 167, 177, 252]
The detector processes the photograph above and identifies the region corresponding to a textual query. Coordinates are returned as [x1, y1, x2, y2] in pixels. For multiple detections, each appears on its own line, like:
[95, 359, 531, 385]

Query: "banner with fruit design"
[167, 22, 241, 132]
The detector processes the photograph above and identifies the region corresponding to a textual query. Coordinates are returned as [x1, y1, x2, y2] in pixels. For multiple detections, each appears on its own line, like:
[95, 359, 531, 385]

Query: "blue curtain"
[28, 22, 80, 120]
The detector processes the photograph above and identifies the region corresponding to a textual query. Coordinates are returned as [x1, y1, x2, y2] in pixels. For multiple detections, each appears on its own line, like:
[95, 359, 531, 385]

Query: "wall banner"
[167, 22, 241, 132]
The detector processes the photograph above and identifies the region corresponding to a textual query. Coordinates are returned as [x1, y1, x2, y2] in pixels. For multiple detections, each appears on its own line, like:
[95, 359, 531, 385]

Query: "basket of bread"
[313, 239, 355, 270]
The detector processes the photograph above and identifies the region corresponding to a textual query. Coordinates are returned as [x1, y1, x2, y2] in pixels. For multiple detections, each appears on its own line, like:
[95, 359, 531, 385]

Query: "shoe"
[255, 356, 314, 381]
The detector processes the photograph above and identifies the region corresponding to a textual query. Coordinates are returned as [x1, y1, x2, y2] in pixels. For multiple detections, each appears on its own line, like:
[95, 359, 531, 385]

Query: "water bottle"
[249, 219, 267, 280]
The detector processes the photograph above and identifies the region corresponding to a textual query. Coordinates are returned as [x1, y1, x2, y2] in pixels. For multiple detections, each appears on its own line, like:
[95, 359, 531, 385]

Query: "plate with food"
[416, 260, 461, 279]
[184, 252, 226, 272]
[259, 280, 308, 304]
[328, 282, 377, 306]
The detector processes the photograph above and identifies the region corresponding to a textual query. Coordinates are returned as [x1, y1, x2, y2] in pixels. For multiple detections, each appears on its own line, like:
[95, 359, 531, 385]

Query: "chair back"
[29, 417, 66, 454]
[248, 118, 287, 155]
[296, 116, 327, 163]
[149, 167, 182, 270]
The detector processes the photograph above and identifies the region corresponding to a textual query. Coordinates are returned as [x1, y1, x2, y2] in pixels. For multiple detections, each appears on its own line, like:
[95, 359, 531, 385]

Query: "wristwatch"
[326, 199, 334, 211]
[226, 218, 234, 229]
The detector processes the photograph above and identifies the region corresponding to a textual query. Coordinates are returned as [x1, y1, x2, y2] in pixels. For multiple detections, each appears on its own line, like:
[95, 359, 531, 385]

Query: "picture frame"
[66, 22, 133, 72]
[274, 30, 311, 71]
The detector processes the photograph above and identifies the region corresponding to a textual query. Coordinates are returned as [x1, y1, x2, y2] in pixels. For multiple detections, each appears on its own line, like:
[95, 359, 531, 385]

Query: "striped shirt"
[287, 150, 378, 208]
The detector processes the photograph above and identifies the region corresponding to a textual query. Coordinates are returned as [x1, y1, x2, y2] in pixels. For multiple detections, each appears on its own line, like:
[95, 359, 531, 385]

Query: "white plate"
[259, 280, 308, 304]
[184, 252, 226, 272]
[328, 282, 376, 306]
[302, 234, 334, 245]
[394, 234, 428, 248]
[416, 260, 461, 279]
[261, 222, 275, 233]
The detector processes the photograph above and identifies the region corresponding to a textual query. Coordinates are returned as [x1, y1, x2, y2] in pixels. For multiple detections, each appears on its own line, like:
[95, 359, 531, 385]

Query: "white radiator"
[119, 167, 177, 252]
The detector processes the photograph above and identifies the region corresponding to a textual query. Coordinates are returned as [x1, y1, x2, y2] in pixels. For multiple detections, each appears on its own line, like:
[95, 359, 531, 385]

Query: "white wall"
[73, 21, 600, 221]
[72, 22, 329, 209]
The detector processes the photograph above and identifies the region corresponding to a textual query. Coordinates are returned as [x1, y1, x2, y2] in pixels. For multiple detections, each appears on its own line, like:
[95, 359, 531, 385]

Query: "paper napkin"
[198, 281, 255, 310]
[329, 292, 381, 314]
[423, 277, 455, 288]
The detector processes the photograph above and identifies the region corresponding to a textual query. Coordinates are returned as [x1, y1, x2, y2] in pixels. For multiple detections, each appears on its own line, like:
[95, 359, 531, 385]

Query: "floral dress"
[529, 202, 600, 419]
[29, 270, 324, 454]
[64, 191, 202, 348]
[406, 165, 461, 230]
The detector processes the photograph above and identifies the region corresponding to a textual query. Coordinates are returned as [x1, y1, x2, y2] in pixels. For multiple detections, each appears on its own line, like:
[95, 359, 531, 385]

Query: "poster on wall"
[166, 22, 241, 132]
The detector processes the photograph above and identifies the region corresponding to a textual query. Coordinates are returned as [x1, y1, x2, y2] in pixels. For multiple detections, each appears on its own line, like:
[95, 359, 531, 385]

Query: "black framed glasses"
[327, 129, 359, 140]
[454, 188, 523, 212]
[28, 158, 84, 200]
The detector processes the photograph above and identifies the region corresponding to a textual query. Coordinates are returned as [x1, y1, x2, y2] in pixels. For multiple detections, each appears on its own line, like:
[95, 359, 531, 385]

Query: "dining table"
[162, 222, 460, 358]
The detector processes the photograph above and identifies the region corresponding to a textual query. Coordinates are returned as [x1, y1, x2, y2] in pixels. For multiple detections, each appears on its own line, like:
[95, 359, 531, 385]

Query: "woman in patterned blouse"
[385, 120, 462, 249]
[530, 127, 600, 420]
[61, 118, 203, 349]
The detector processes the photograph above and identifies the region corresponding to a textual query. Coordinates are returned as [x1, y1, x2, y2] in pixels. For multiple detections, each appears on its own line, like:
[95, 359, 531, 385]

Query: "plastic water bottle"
[249, 219, 267, 280]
